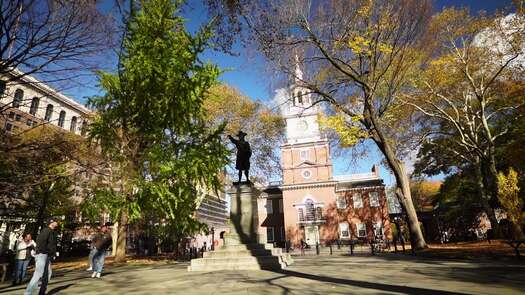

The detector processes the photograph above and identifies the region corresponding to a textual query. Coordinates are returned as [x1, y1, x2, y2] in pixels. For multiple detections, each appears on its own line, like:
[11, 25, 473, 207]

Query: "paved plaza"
[0, 254, 524, 295]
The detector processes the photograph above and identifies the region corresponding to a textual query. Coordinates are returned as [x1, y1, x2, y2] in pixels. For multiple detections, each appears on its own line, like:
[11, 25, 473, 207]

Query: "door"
[304, 225, 319, 246]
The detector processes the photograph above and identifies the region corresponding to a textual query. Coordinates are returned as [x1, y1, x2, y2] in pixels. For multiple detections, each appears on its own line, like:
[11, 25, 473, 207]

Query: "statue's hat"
[237, 130, 247, 137]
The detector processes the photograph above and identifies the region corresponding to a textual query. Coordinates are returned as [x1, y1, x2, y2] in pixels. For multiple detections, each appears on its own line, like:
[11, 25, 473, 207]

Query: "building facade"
[0, 71, 90, 134]
[257, 65, 391, 248]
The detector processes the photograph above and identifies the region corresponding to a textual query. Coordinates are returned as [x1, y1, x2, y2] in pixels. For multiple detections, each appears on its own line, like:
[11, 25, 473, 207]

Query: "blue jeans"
[13, 259, 30, 284]
[92, 249, 106, 273]
[24, 254, 51, 295]
[88, 248, 97, 268]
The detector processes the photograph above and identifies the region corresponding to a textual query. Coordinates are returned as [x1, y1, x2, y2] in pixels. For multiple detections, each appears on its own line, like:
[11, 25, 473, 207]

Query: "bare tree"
[406, 10, 525, 236]
[0, 0, 114, 117]
[210, 0, 432, 249]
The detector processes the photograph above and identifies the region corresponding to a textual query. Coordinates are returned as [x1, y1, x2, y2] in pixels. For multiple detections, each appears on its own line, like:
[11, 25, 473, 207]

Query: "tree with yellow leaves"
[209, 0, 432, 249]
[497, 168, 525, 256]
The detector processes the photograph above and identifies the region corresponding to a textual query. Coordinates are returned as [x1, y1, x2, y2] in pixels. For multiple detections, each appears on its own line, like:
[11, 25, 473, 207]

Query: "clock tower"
[279, 63, 333, 185]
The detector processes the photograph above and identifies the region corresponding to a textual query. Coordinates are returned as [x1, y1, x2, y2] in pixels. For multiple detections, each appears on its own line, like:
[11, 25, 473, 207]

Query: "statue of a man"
[228, 131, 251, 183]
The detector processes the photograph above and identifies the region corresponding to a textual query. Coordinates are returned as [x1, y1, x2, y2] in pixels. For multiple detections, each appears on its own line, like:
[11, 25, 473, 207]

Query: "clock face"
[297, 120, 308, 132]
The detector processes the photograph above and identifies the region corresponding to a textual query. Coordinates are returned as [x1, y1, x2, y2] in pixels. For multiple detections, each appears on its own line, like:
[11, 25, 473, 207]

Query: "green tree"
[87, 0, 229, 262]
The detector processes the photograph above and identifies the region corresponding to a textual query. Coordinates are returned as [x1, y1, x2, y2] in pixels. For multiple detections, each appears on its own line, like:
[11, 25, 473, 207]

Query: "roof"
[333, 172, 381, 183]
[7, 68, 91, 115]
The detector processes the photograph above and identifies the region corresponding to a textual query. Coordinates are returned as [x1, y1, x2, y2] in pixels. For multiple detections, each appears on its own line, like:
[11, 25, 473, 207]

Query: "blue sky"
[65, 0, 514, 186]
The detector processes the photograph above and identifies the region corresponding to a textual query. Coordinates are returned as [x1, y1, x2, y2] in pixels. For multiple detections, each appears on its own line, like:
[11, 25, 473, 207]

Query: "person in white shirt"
[13, 232, 36, 285]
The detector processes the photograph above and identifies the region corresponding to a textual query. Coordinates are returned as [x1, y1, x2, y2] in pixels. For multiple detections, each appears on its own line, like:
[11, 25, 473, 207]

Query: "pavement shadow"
[272, 269, 472, 295]
[47, 283, 74, 295]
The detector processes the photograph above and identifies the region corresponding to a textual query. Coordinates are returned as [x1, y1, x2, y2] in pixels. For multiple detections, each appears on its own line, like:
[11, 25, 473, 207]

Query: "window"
[353, 193, 363, 208]
[369, 192, 380, 207]
[279, 199, 283, 213]
[315, 206, 323, 220]
[5, 123, 13, 131]
[267, 227, 274, 242]
[58, 110, 66, 127]
[298, 207, 305, 222]
[29, 97, 39, 115]
[44, 104, 53, 121]
[81, 121, 87, 136]
[300, 149, 309, 161]
[70, 116, 77, 132]
[339, 222, 350, 239]
[26, 119, 32, 126]
[8, 112, 15, 119]
[374, 222, 384, 237]
[297, 91, 303, 104]
[0, 80, 6, 97]
[336, 195, 347, 209]
[13, 89, 23, 108]
[302, 169, 311, 179]
[266, 199, 273, 214]
[357, 223, 367, 238]
[15, 114, 21, 121]
[305, 199, 315, 221]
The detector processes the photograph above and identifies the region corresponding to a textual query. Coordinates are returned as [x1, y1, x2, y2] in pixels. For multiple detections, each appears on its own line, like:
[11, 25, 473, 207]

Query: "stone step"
[190, 256, 283, 266]
[203, 248, 282, 258]
[218, 243, 276, 251]
[187, 261, 284, 271]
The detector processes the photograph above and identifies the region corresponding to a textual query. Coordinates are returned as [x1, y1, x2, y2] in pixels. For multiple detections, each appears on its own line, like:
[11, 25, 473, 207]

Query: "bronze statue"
[228, 130, 251, 183]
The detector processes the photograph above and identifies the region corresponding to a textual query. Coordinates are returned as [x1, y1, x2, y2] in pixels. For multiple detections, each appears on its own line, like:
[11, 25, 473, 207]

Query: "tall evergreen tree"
[87, 0, 229, 261]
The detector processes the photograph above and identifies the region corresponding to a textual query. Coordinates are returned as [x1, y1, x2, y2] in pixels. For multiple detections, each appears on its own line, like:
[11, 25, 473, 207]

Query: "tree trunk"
[363, 101, 427, 250]
[111, 221, 119, 257]
[114, 211, 128, 262]
[475, 159, 501, 238]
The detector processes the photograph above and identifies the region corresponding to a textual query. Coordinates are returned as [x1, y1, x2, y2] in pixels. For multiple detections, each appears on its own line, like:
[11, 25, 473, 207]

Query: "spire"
[294, 54, 303, 82]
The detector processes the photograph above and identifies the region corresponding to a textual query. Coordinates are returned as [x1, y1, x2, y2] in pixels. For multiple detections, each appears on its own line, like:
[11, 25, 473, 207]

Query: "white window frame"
[267, 227, 274, 242]
[266, 199, 273, 214]
[353, 193, 363, 209]
[300, 149, 309, 161]
[357, 223, 367, 238]
[336, 196, 347, 209]
[279, 199, 283, 213]
[374, 222, 383, 237]
[339, 222, 350, 239]
[369, 192, 380, 207]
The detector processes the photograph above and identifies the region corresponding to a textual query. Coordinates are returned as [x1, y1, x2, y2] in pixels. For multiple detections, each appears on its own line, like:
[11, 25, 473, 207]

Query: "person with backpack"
[12, 232, 36, 285]
[24, 218, 59, 295]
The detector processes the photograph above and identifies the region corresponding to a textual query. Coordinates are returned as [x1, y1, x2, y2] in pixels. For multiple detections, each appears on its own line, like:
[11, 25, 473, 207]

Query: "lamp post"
[211, 227, 215, 251]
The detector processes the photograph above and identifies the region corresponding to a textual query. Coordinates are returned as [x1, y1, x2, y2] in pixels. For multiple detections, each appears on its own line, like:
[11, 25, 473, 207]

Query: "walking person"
[24, 218, 58, 295]
[12, 233, 36, 285]
[91, 224, 112, 279]
[86, 226, 102, 271]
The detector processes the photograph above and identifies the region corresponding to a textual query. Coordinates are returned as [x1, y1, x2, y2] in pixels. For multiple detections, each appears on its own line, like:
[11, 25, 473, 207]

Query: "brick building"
[257, 65, 391, 248]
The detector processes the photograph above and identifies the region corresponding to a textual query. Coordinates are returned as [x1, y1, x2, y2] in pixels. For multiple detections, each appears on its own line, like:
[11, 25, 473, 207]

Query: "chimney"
[372, 164, 379, 176]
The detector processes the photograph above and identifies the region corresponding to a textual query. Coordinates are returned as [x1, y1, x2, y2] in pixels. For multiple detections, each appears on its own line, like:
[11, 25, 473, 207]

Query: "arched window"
[29, 97, 40, 115]
[13, 89, 23, 108]
[0, 81, 6, 97]
[70, 116, 77, 132]
[58, 110, 66, 127]
[81, 121, 87, 136]
[297, 91, 303, 104]
[44, 104, 54, 121]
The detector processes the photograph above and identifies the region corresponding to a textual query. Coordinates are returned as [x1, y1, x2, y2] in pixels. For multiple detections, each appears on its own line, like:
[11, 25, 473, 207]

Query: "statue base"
[188, 183, 293, 271]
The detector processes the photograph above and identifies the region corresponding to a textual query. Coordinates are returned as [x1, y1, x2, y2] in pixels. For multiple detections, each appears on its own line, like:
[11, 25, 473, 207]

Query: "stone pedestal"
[188, 183, 293, 271]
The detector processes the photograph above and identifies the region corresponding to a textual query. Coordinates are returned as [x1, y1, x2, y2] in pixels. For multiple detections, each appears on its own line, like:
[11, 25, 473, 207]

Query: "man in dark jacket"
[91, 224, 112, 278]
[24, 218, 58, 295]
